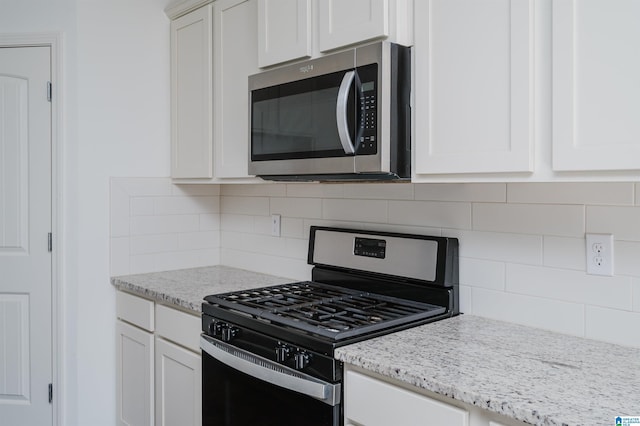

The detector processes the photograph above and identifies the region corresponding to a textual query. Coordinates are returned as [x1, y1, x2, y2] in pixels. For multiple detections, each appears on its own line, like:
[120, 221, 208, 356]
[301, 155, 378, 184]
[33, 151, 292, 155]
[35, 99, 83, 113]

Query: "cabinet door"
[213, 0, 258, 178]
[170, 5, 213, 178]
[155, 338, 202, 426]
[318, 0, 388, 52]
[345, 370, 469, 426]
[117, 321, 154, 426]
[258, 0, 311, 67]
[552, 0, 640, 171]
[413, 0, 534, 175]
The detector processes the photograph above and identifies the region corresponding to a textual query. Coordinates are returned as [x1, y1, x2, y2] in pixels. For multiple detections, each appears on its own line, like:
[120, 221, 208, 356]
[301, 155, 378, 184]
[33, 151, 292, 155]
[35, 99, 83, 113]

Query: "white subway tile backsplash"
[445, 230, 543, 265]
[506, 264, 633, 311]
[507, 183, 635, 205]
[282, 218, 304, 238]
[221, 248, 310, 281]
[286, 183, 344, 198]
[222, 183, 286, 197]
[458, 285, 473, 314]
[473, 203, 585, 237]
[271, 197, 322, 219]
[131, 215, 200, 235]
[472, 287, 585, 337]
[130, 197, 154, 216]
[153, 249, 219, 271]
[154, 196, 219, 215]
[221, 214, 254, 233]
[111, 178, 640, 348]
[130, 234, 179, 255]
[323, 199, 388, 223]
[615, 241, 640, 277]
[415, 183, 506, 203]
[343, 183, 414, 200]
[110, 181, 130, 218]
[110, 215, 130, 238]
[585, 306, 640, 348]
[254, 216, 272, 235]
[459, 258, 505, 290]
[587, 206, 640, 241]
[221, 196, 270, 215]
[543, 236, 586, 271]
[130, 253, 156, 274]
[110, 237, 130, 277]
[178, 231, 220, 250]
[389, 201, 472, 229]
[199, 213, 221, 231]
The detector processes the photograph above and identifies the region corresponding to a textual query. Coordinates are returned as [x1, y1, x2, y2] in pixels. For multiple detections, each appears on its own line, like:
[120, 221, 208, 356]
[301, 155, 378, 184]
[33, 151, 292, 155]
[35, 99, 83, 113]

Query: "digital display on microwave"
[361, 81, 375, 92]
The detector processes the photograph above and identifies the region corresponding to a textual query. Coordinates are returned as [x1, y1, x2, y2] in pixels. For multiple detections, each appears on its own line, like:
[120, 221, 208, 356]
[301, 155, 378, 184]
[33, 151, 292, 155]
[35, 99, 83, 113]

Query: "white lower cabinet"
[344, 367, 527, 426]
[117, 321, 155, 426]
[345, 369, 469, 426]
[155, 338, 202, 426]
[116, 291, 201, 426]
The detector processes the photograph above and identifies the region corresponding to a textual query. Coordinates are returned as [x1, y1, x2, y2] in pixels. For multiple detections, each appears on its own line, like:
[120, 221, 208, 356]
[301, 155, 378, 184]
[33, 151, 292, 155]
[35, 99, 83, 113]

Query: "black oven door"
[201, 335, 342, 426]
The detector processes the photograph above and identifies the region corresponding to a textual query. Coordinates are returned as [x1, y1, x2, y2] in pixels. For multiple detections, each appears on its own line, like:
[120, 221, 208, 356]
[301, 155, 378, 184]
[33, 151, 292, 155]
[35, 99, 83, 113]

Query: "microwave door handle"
[336, 71, 356, 155]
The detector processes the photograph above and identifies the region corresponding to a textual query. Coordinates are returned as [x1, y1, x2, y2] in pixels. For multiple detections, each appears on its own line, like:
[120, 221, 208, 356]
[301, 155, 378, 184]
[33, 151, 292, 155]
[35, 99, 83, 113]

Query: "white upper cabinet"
[258, 0, 311, 68]
[258, 0, 412, 68]
[552, 0, 640, 171]
[318, 0, 389, 52]
[170, 5, 213, 179]
[413, 0, 534, 177]
[214, 0, 259, 179]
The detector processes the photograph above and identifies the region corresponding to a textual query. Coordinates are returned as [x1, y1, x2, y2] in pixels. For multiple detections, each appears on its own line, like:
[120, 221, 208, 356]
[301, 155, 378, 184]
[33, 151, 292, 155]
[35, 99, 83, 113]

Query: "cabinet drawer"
[116, 291, 155, 332]
[345, 370, 469, 426]
[155, 304, 201, 353]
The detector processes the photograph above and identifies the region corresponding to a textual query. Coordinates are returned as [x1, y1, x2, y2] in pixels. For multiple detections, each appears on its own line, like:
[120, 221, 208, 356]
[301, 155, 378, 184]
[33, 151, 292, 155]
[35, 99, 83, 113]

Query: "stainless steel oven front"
[201, 328, 342, 426]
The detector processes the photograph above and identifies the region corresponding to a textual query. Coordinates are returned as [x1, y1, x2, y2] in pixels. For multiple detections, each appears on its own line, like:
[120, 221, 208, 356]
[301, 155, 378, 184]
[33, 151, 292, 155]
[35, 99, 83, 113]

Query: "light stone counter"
[111, 265, 291, 313]
[335, 314, 640, 426]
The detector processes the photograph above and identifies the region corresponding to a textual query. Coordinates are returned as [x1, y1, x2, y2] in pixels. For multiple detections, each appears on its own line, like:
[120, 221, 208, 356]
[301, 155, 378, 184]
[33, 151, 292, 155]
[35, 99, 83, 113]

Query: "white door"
[0, 46, 53, 425]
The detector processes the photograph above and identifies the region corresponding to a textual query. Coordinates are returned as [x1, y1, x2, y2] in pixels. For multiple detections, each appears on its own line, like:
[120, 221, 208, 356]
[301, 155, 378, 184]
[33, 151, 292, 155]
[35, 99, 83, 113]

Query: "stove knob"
[209, 321, 223, 336]
[293, 351, 311, 370]
[220, 325, 239, 342]
[275, 344, 291, 363]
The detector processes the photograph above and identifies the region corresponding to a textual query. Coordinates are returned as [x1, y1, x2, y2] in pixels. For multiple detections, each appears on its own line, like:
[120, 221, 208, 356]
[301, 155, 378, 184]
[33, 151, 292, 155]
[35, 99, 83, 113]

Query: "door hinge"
[48, 383, 53, 404]
[48, 233, 52, 252]
[47, 81, 52, 102]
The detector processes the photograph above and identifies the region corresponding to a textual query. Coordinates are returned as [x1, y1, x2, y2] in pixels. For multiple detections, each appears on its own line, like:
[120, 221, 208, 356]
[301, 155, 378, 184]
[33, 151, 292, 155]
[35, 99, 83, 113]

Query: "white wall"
[1, 0, 171, 424]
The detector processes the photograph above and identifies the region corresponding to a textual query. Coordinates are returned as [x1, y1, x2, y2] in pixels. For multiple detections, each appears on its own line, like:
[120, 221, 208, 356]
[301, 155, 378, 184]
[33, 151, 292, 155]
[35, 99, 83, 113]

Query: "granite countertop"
[335, 314, 640, 426]
[111, 265, 291, 313]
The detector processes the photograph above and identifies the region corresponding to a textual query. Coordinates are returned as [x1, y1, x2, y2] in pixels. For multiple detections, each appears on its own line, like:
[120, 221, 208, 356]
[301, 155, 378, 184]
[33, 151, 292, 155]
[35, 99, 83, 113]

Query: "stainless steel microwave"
[248, 42, 411, 181]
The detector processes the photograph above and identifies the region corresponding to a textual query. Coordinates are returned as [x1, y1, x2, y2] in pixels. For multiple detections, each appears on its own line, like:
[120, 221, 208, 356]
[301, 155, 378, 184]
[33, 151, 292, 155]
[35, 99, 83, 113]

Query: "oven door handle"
[200, 335, 341, 406]
[336, 70, 356, 155]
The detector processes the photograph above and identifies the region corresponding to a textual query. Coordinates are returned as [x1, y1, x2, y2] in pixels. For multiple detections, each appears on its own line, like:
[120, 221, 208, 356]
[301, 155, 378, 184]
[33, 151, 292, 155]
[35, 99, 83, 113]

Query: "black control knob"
[275, 343, 292, 363]
[209, 321, 223, 336]
[293, 351, 311, 370]
[220, 325, 238, 342]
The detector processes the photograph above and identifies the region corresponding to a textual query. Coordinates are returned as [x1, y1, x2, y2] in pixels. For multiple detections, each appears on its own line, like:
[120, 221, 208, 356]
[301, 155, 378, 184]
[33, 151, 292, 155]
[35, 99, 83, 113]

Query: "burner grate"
[207, 282, 446, 340]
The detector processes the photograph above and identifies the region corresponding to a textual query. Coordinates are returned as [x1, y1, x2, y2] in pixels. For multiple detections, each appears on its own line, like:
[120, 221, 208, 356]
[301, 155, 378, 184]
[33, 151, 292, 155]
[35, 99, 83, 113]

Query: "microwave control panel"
[358, 84, 377, 155]
[357, 65, 378, 155]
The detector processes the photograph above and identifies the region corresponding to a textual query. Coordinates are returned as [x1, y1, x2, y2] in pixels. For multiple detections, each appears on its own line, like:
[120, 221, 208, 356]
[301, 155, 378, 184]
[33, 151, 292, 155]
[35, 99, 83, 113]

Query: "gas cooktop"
[204, 281, 446, 341]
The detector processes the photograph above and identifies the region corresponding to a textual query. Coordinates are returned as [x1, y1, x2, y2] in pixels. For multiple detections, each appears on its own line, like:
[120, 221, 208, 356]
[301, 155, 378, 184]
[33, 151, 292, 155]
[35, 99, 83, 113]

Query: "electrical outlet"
[586, 233, 614, 276]
[271, 214, 281, 237]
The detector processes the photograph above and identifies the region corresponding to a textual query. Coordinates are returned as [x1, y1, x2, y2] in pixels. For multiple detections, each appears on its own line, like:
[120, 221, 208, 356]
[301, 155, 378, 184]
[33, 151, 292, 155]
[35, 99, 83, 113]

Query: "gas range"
[200, 226, 459, 426]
